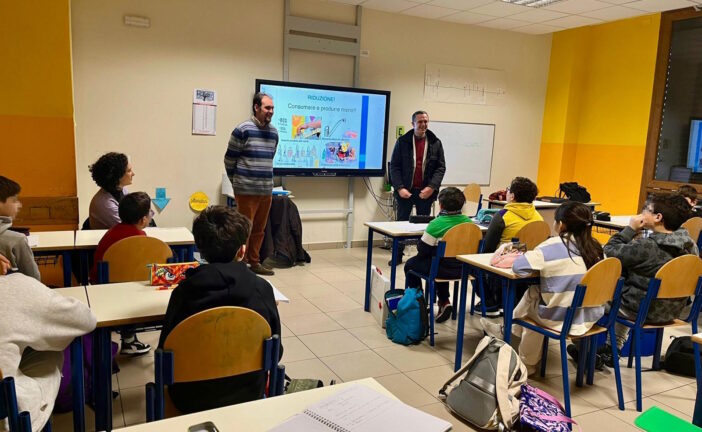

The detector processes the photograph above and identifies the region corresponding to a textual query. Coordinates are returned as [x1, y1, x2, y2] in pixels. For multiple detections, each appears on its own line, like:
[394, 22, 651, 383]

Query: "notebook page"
[305, 384, 451, 432]
[267, 413, 332, 432]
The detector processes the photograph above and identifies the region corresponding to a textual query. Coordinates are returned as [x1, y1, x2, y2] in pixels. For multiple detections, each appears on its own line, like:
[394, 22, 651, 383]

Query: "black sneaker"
[474, 301, 502, 318]
[436, 303, 453, 323]
[120, 337, 151, 356]
[566, 343, 604, 371]
[598, 344, 617, 368]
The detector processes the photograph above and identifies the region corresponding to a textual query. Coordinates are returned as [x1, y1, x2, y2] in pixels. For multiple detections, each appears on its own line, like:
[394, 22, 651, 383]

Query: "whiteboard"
[430, 121, 495, 185]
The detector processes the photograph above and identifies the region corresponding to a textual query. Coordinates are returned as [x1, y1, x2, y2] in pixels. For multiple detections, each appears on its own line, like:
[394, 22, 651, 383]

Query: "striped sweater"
[512, 236, 603, 335]
[224, 117, 279, 196]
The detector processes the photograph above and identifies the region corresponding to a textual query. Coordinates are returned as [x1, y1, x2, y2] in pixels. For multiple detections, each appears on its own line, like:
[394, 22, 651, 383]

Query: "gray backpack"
[438, 336, 527, 431]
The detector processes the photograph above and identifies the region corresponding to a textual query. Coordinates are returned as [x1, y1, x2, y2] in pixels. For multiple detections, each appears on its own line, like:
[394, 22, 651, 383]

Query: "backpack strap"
[438, 336, 492, 400]
[495, 343, 526, 430]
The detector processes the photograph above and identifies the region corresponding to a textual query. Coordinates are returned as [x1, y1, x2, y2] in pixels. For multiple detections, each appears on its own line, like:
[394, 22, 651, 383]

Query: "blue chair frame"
[145, 335, 284, 422]
[514, 274, 626, 418]
[1, 376, 53, 432]
[616, 265, 702, 412]
[407, 224, 483, 346]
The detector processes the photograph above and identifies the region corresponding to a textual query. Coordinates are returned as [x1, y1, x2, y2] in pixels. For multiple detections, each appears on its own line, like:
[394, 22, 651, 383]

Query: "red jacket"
[90, 223, 145, 283]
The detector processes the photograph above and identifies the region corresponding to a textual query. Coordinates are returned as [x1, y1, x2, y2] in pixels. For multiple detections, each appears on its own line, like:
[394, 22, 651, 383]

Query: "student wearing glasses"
[479, 177, 544, 316]
[91, 191, 154, 355]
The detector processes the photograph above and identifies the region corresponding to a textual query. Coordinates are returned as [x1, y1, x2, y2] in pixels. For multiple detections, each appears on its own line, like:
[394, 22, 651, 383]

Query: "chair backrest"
[682, 217, 702, 245]
[102, 236, 173, 282]
[579, 258, 622, 307]
[442, 223, 482, 258]
[654, 254, 702, 299]
[163, 306, 272, 383]
[463, 183, 482, 216]
[517, 220, 551, 251]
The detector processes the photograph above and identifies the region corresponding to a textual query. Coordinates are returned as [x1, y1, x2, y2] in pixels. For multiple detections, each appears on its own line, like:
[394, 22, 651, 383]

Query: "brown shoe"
[250, 263, 275, 276]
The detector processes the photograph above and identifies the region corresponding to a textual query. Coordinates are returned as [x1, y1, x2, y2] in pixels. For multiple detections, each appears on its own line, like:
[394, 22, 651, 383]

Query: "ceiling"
[326, 0, 702, 34]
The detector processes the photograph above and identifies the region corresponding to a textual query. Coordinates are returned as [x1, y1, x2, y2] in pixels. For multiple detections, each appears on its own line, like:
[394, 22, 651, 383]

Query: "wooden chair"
[145, 307, 284, 421]
[517, 220, 551, 251]
[97, 236, 173, 283]
[617, 254, 702, 412]
[682, 217, 702, 250]
[514, 258, 625, 417]
[407, 223, 482, 346]
[463, 183, 482, 217]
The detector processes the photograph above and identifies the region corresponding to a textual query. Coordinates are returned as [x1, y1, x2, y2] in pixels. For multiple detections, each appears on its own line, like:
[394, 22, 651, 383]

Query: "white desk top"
[117, 378, 396, 432]
[54, 286, 89, 306]
[75, 227, 194, 249]
[593, 215, 634, 230]
[86, 281, 171, 327]
[29, 230, 75, 251]
[86, 279, 289, 327]
[486, 199, 600, 209]
[365, 220, 487, 237]
[457, 253, 538, 280]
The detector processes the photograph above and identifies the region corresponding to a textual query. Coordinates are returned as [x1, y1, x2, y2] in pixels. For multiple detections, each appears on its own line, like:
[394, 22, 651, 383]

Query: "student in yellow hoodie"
[479, 177, 543, 316]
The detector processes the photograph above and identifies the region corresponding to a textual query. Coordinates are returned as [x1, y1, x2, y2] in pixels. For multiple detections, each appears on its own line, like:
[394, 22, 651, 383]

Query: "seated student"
[0, 256, 96, 432]
[480, 176, 543, 316]
[88, 152, 135, 229]
[404, 187, 473, 323]
[677, 184, 702, 219]
[601, 193, 698, 366]
[0, 176, 40, 280]
[481, 201, 604, 374]
[158, 205, 282, 414]
[91, 191, 153, 356]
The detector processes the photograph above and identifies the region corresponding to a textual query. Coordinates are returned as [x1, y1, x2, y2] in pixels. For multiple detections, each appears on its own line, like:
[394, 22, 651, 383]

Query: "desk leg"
[390, 237, 399, 291]
[70, 337, 85, 432]
[502, 279, 514, 345]
[94, 328, 113, 432]
[80, 251, 89, 286]
[455, 264, 469, 372]
[62, 251, 72, 287]
[187, 245, 195, 262]
[364, 228, 373, 312]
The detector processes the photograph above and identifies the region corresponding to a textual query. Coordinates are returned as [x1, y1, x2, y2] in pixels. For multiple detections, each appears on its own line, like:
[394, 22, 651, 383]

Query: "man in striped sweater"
[224, 92, 278, 276]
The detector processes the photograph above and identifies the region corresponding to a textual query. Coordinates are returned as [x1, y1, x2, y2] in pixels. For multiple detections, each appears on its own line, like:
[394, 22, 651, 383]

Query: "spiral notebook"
[267, 384, 452, 432]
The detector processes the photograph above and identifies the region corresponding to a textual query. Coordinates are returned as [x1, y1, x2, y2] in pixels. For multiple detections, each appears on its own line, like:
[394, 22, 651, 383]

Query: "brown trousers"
[235, 194, 272, 265]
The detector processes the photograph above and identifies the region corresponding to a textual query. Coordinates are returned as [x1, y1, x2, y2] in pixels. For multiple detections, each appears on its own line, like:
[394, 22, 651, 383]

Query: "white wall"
[72, 0, 551, 246]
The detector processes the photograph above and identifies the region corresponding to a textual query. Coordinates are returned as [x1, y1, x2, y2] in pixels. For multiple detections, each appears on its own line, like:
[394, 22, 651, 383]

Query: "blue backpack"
[385, 288, 429, 345]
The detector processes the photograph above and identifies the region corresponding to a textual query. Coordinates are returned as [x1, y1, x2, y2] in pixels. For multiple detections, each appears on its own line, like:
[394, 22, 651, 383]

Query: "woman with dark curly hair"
[88, 152, 135, 229]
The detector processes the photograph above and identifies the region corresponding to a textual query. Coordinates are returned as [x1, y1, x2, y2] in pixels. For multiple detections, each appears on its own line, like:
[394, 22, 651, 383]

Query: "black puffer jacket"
[389, 129, 446, 192]
[604, 227, 698, 322]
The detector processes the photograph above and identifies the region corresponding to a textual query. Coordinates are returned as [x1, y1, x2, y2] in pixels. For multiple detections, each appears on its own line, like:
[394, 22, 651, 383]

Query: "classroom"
[2, 0, 702, 431]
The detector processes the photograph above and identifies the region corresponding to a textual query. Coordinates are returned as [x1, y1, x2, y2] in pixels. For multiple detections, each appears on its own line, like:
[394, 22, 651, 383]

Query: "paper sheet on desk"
[264, 279, 290, 303]
[392, 222, 428, 233]
[27, 235, 39, 247]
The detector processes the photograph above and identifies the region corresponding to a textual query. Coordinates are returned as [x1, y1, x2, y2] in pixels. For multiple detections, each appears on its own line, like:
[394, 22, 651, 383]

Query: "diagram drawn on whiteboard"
[424, 64, 506, 105]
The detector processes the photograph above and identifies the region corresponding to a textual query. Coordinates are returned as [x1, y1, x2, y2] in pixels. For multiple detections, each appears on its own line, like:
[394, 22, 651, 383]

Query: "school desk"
[30, 230, 76, 287]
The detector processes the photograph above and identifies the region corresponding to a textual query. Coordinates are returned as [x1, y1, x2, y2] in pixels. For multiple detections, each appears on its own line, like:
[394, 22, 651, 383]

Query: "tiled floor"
[51, 246, 697, 431]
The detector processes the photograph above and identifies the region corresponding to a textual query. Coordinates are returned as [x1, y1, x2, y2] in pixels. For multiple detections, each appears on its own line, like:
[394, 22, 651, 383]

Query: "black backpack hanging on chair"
[663, 336, 700, 377]
[559, 182, 591, 203]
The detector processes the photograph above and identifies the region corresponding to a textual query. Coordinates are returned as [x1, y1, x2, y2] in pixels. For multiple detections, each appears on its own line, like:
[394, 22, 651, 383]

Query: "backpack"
[476, 208, 500, 225]
[489, 190, 507, 201]
[385, 288, 429, 345]
[558, 182, 591, 203]
[663, 336, 700, 377]
[438, 336, 527, 430]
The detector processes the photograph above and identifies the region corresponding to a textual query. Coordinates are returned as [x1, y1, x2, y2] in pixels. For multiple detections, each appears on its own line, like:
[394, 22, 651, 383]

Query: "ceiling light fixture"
[501, 0, 565, 8]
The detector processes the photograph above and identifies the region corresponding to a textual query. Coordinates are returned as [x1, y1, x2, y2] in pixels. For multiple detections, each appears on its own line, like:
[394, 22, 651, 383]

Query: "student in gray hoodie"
[603, 193, 698, 358]
[0, 176, 40, 280]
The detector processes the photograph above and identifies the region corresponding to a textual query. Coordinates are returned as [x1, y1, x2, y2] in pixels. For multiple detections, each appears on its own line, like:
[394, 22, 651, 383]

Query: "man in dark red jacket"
[158, 205, 282, 414]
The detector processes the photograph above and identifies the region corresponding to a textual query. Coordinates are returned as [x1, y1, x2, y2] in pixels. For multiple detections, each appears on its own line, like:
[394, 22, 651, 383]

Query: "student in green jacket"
[404, 187, 472, 323]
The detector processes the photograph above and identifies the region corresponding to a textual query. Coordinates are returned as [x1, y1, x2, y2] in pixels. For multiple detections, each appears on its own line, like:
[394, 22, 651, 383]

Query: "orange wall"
[537, 14, 660, 216]
[0, 0, 76, 198]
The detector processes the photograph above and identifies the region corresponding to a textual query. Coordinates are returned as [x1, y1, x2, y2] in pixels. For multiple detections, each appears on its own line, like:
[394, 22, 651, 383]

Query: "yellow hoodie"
[499, 202, 544, 244]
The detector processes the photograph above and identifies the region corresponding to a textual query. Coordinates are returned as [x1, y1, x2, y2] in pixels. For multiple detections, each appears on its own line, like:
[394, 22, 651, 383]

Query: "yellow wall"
[537, 14, 660, 215]
[0, 0, 76, 198]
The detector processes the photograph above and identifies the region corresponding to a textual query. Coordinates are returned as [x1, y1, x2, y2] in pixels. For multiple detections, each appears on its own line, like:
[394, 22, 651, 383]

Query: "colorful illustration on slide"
[343, 130, 358, 139]
[324, 142, 356, 163]
[292, 115, 322, 139]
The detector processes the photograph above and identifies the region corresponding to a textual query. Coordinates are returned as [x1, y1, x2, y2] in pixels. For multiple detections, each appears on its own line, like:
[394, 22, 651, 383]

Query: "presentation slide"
[688, 119, 702, 173]
[258, 80, 389, 176]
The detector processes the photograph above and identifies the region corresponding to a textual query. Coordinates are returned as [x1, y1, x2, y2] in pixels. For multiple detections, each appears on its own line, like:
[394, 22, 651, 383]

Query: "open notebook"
[268, 384, 452, 432]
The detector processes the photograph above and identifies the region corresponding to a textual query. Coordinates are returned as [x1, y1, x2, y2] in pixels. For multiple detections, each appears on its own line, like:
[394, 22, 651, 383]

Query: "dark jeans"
[395, 188, 436, 254]
[404, 255, 461, 303]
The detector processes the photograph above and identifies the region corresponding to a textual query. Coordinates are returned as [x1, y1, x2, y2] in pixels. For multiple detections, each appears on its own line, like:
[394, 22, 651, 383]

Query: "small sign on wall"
[192, 89, 217, 135]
